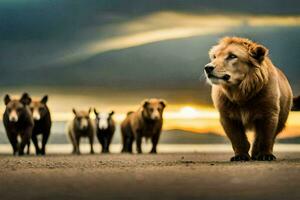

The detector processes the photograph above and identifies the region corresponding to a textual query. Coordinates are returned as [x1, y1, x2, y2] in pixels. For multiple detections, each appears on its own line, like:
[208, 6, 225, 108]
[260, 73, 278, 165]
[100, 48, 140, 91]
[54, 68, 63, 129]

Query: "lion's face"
[204, 37, 268, 87]
[205, 43, 250, 86]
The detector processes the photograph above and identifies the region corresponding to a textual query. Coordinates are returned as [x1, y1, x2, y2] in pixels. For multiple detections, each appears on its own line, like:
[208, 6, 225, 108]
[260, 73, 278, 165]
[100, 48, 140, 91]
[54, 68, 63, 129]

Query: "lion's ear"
[250, 45, 268, 63]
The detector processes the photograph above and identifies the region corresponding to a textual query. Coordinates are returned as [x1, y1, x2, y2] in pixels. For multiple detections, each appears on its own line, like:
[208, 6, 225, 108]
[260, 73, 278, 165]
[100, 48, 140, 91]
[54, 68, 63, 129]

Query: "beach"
[0, 151, 299, 200]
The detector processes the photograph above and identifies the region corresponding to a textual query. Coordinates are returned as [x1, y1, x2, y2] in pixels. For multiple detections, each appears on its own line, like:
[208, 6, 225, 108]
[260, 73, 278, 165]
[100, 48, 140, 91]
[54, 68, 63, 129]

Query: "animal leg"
[26, 141, 30, 155]
[89, 135, 94, 154]
[68, 130, 77, 154]
[75, 135, 81, 155]
[7, 133, 18, 156]
[220, 116, 250, 161]
[121, 125, 133, 153]
[20, 127, 33, 156]
[252, 117, 278, 161]
[31, 133, 40, 155]
[41, 131, 50, 155]
[102, 138, 109, 153]
[150, 133, 160, 154]
[136, 134, 142, 154]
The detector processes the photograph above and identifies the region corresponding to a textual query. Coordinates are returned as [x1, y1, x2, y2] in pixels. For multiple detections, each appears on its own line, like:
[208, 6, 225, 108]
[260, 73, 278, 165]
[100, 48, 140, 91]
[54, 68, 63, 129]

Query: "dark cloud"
[1, 0, 300, 95]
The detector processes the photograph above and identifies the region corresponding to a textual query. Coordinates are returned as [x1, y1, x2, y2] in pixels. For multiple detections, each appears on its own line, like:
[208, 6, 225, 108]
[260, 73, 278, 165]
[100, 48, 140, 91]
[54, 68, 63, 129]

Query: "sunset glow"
[0, 102, 294, 138]
[165, 106, 219, 119]
[179, 106, 200, 118]
[0, 91, 299, 138]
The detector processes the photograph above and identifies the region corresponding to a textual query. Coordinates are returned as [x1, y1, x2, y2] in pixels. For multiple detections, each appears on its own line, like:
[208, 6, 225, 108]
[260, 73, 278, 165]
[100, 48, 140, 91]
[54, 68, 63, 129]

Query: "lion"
[204, 37, 293, 161]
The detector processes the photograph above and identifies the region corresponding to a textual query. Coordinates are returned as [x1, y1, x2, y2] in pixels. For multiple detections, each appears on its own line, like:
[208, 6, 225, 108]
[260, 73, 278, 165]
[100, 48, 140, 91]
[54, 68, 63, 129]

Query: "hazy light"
[179, 106, 200, 118]
[59, 26, 227, 65]
[55, 11, 300, 66]
[165, 106, 219, 120]
[51, 105, 219, 121]
[1, 101, 299, 137]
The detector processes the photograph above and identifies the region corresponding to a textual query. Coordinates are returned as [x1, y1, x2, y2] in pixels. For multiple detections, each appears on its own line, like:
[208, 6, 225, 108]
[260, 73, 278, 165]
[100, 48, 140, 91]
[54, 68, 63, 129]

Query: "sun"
[178, 106, 200, 118]
[163, 105, 219, 120]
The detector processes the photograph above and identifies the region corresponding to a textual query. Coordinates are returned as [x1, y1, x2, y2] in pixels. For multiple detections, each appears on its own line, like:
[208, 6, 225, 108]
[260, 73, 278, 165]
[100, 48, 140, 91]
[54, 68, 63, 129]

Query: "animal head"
[4, 93, 32, 123]
[141, 98, 166, 121]
[30, 95, 49, 121]
[73, 108, 91, 130]
[94, 109, 114, 130]
[204, 37, 269, 95]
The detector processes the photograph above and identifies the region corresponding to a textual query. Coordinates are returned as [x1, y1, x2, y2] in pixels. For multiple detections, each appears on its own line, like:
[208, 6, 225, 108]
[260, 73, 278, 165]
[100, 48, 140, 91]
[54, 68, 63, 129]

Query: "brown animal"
[3, 93, 34, 155]
[204, 37, 293, 161]
[68, 108, 94, 154]
[29, 95, 52, 155]
[121, 99, 166, 154]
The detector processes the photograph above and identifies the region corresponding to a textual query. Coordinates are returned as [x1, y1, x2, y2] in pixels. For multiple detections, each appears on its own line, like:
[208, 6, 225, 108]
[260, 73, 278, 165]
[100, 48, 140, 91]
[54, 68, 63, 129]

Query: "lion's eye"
[227, 53, 237, 60]
[213, 55, 216, 59]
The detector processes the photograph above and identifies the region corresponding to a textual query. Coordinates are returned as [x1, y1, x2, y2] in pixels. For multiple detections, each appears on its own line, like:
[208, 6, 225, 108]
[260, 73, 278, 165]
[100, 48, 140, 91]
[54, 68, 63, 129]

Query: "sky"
[1, 0, 300, 137]
[1, 0, 300, 89]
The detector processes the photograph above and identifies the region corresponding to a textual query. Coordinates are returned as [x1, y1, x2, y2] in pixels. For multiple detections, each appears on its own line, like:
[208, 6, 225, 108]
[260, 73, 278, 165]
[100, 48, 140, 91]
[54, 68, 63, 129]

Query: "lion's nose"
[204, 65, 215, 74]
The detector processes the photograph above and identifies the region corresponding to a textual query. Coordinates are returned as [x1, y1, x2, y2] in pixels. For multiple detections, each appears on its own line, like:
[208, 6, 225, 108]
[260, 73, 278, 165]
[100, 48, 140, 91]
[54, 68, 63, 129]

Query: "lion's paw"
[252, 153, 276, 161]
[230, 154, 250, 162]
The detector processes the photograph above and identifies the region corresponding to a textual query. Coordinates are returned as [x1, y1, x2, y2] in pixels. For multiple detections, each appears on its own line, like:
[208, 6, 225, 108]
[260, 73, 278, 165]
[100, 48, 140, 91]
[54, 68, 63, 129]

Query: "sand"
[0, 152, 300, 200]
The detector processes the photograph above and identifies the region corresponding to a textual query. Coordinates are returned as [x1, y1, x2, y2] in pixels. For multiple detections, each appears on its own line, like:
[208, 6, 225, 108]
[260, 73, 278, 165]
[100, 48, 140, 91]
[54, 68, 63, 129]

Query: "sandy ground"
[0, 152, 300, 200]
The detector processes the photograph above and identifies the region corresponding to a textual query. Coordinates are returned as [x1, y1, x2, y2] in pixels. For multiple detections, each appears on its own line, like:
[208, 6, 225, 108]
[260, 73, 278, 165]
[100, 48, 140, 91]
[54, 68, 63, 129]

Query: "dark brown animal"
[121, 99, 166, 154]
[68, 108, 94, 154]
[3, 93, 34, 156]
[204, 37, 293, 161]
[29, 95, 51, 155]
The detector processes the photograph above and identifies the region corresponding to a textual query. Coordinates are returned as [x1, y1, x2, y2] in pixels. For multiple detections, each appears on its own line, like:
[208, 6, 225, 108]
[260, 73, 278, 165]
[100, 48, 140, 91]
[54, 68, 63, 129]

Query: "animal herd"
[2, 36, 300, 161]
[2, 93, 166, 156]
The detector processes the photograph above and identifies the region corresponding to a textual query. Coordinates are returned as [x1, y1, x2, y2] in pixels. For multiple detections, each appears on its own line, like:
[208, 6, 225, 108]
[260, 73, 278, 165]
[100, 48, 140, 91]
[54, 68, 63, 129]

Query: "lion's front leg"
[252, 116, 278, 161]
[220, 116, 250, 161]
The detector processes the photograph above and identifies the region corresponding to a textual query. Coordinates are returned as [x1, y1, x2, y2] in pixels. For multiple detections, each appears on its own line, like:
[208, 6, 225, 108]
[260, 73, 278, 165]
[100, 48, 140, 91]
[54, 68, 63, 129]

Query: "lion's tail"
[291, 96, 300, 111]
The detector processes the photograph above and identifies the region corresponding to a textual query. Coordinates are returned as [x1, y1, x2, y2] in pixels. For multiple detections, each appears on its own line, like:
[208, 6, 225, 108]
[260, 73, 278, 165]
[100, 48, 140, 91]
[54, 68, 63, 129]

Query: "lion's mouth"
[207, 74, 231, 81]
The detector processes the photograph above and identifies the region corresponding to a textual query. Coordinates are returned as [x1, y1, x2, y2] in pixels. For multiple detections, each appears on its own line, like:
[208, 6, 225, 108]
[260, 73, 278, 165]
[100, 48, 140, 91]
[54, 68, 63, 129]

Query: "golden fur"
[205, 37, 293, 161]
[121, 98, 166, 154]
